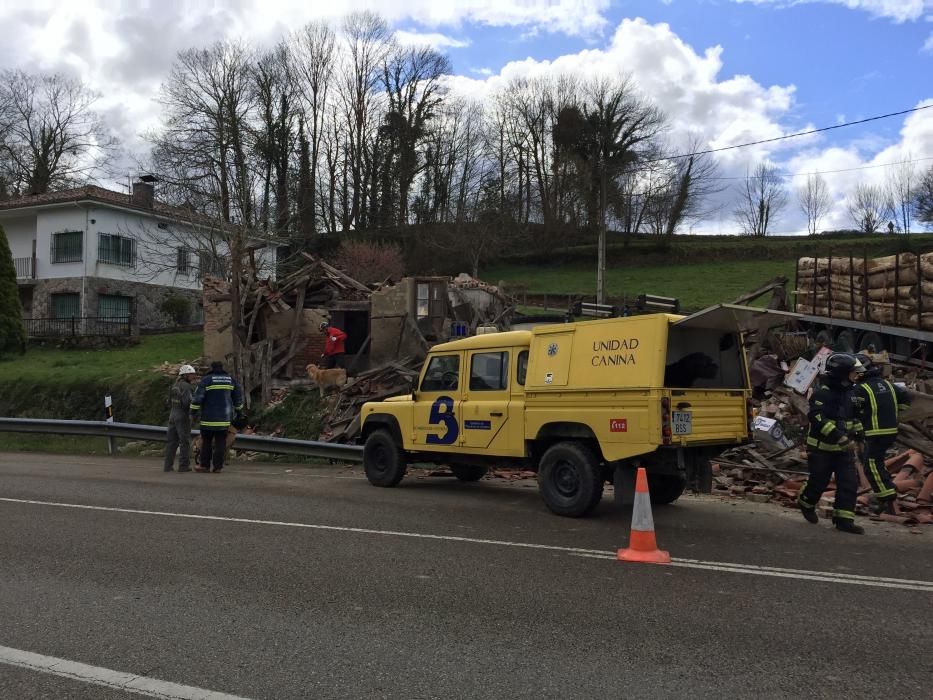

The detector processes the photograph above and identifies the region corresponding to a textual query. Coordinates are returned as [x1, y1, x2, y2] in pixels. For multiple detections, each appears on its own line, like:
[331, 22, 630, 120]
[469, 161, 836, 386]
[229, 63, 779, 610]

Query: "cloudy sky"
[1, 0, 931, 234]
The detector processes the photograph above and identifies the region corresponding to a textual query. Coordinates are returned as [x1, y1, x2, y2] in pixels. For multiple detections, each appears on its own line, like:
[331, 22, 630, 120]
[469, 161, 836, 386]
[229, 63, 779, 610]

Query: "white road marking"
[570, 553, 933, 592]
[3, 496, 932, 592]
[0, 644, 249, 699]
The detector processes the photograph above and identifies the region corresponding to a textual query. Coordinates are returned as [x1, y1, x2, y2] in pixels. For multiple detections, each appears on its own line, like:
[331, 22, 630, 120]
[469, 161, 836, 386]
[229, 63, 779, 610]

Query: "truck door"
[412, 353, 462, 451]
[460, 350, 511, 451]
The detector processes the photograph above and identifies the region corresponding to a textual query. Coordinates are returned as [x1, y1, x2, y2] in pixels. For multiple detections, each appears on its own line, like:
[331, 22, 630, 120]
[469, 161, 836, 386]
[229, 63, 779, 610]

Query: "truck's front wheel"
[363, 430, 406, 487]
[648, 474, 686, 505]
[538, 442, 603, 517]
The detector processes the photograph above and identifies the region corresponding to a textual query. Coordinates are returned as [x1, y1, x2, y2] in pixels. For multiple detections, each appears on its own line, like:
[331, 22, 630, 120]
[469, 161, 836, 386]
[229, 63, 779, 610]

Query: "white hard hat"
[178, 364, 196, 376]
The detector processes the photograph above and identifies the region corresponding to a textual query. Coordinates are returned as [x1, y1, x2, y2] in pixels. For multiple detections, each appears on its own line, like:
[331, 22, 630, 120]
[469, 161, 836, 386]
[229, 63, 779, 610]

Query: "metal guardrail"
[0, 418, 364, 462]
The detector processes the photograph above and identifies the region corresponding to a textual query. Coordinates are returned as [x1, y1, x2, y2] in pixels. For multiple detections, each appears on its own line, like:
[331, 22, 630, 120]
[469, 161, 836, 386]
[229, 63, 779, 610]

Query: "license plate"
[672, 411, 692, 435]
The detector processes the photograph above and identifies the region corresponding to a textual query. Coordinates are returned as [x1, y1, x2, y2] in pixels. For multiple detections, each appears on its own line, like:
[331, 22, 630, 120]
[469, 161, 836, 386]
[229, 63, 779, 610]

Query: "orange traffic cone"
[617, 467, 671, 564]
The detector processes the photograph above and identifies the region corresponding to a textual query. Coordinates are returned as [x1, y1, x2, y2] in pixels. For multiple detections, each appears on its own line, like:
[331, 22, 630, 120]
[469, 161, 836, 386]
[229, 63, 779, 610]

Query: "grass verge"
[489, 259, 798, 311]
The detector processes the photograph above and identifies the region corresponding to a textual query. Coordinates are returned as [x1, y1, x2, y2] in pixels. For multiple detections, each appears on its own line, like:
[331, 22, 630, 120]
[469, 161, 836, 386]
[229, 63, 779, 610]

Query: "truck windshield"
[421, 355, 460, 392]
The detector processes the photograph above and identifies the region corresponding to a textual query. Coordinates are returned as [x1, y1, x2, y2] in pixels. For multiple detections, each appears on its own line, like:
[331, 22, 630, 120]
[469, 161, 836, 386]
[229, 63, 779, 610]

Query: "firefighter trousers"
[798, 449, 858, 521]
[199, 428, 228, 471]
[861, 435, 897, 500]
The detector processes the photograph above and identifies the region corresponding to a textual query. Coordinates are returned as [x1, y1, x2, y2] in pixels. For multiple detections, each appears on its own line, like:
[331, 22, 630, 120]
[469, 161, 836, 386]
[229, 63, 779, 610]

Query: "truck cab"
[361, 306, 753, 517]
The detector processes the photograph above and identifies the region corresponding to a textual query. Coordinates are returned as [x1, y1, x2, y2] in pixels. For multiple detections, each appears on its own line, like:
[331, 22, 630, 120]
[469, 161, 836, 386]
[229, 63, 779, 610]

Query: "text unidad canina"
[591, 338, 639, 366]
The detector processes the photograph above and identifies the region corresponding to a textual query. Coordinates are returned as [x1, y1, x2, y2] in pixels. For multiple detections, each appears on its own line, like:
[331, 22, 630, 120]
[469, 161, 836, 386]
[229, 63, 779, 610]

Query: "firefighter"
[190, 361, 244, 473]
[854, 353, 911, 515]
[319, 321, 348, 369]
[163, 364, 197, 472]
[798, 353, 866, 534]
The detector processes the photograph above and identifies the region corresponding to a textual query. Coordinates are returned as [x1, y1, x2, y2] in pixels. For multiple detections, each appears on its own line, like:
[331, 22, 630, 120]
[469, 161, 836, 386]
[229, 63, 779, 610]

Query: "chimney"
[131, 175, 157, 208]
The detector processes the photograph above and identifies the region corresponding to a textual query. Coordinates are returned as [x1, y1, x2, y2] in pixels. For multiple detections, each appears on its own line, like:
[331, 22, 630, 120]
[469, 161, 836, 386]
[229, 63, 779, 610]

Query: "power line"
[712, 155, 933, 182]
[652, 103, 933, 163]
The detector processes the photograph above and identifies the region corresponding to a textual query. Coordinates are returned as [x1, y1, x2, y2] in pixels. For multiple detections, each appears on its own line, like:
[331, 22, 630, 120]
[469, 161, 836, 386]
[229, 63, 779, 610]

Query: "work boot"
[799, 505, 819, 524]
[872, 498, 896, 516]
[833, 518, 864, 535]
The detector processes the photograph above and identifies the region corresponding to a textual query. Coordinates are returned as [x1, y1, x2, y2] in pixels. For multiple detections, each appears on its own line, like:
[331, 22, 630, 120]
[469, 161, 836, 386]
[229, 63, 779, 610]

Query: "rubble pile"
[717, 344, 933, 526]
[448, 273, 514, 330]
[319, 360, 422, 443]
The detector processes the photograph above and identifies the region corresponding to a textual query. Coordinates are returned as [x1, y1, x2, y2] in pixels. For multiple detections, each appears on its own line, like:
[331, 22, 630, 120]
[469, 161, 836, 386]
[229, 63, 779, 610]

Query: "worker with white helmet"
[164, 363, 198, 472]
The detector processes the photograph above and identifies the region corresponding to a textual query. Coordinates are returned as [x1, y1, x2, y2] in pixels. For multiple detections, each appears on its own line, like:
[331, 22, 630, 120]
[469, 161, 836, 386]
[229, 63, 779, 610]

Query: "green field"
[0, 332, 202, 382]
[488, 259, 798, 311]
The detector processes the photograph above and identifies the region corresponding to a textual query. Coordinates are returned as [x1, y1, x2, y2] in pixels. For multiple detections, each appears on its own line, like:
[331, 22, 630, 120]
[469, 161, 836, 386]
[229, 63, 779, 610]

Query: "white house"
[0, 180, 268, 332]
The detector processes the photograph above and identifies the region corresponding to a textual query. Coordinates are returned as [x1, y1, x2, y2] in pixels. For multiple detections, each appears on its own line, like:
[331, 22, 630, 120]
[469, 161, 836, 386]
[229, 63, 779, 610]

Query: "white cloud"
[394, 30, 470, 49]
[732, 0, 933, 23]
[923, 31, 933, 52]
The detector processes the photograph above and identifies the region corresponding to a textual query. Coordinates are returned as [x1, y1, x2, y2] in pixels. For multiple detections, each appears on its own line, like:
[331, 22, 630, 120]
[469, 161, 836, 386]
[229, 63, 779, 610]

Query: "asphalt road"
[0, 451, 931, 699]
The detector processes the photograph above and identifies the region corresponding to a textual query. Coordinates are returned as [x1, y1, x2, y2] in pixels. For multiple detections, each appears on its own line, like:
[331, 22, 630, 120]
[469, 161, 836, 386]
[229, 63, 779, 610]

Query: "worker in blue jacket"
[190, 361, 244, 473]
[798, 353, 865, 534]
[854, 353, 911, 515]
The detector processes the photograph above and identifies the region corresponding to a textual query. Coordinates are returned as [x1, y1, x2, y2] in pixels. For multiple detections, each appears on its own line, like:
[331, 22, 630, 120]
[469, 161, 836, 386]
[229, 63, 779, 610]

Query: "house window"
[469, 352, 509, 391]
[197, 251, 227, 280]
[51, 231, 83, 263]
[98, 233, 136, 267]
[417, 283, 430, 319]
[177, 247, 190, 275]
[51, 293, 80, 319]
[98, 294, 132, 320]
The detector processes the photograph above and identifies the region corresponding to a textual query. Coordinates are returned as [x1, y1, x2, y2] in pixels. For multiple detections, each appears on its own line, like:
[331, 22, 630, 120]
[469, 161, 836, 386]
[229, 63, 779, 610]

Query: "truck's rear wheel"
[538, 442, 603, 517]
[450, 465, 488, 482]
[648, 474, 686, 505]
[363, 430, 406, 487]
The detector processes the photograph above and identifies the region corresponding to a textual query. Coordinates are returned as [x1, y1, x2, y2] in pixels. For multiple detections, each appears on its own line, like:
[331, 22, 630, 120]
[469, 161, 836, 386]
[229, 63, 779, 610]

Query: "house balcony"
[14, 257, 37, 283]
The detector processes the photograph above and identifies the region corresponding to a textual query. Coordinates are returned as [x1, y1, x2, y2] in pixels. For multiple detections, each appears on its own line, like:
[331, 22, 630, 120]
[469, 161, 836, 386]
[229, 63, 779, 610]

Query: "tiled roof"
[0, 185, 204, 222]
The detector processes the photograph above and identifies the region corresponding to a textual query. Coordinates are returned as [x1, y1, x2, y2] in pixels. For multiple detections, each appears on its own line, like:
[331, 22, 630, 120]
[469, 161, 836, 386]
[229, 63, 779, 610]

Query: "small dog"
[664, 352, 719, 388]
[306, 363, 348, 397]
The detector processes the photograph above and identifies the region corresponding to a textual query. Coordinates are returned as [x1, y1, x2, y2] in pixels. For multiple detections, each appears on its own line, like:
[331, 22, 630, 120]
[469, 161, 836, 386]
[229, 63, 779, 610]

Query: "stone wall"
[29, 276, 202, 331]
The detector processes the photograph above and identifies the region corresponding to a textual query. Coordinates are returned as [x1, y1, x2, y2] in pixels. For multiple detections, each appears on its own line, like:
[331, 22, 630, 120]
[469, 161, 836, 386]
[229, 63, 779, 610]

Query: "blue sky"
[1, 0, 931, 232]
[437, 0, 932, 167]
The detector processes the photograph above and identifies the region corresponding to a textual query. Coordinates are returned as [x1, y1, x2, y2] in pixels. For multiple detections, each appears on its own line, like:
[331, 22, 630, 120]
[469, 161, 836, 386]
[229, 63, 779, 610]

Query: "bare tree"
[847, 182, 892, 234]
[0, 70, 117, 194]
[150, 40, 262, 382]
[886, 158, 916, 234]
[291, 20, 336, 243]
[338, 11, 394, 230]
[381, 44, 451, 225]
[644, 138, 724, 238]
[252, 43, 297, 238]
[553, 76, 666, 301]
[797, 172, 831, 235]
[916, 164, 933, 228]
[153, 40, 258, 226]
[734, 162, 787, 237]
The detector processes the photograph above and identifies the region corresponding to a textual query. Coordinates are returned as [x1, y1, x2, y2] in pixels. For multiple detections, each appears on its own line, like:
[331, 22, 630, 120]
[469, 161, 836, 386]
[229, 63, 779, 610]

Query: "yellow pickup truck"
[360, 305, 753, 517]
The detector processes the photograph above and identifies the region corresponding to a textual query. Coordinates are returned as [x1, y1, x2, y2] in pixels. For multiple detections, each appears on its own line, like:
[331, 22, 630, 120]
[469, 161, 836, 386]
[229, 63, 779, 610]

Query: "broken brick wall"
[203, 276, 232, 363]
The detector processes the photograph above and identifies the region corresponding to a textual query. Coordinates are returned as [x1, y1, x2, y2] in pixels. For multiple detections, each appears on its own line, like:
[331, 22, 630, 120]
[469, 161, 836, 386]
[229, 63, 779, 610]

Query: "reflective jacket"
[323, 326, 347, 356]
[190, 372, 244, 429]
[807, 378, 862, 452]
[854, 375, 910, 438]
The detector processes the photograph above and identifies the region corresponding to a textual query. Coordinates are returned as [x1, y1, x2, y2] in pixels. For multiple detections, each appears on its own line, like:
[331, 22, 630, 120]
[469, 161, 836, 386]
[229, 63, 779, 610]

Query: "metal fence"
[13, 257, 35, 279]
[0, 417, 364, 462]
[24, 316, 133, 338]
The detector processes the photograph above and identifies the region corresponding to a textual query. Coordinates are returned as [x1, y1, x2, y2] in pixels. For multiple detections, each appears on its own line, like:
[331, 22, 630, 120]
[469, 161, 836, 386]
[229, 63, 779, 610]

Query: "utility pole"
[597, 164, 607, 305]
